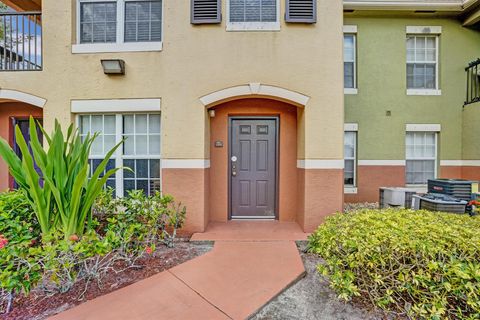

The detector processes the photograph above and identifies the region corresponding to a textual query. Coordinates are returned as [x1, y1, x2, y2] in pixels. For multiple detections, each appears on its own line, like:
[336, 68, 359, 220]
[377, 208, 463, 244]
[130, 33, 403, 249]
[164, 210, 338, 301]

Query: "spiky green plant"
[0, 117, 122, 238]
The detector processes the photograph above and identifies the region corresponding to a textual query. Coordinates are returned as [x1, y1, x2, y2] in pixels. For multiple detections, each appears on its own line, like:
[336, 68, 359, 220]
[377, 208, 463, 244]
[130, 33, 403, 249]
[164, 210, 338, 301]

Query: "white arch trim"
[200, 83, 310, 107]
[0, 89, 46, 108]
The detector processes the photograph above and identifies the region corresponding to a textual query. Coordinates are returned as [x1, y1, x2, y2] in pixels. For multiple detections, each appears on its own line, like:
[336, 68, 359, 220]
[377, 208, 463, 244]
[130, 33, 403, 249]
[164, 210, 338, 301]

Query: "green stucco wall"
[344, 16, 480, 161]
[462, 102, 480, 160]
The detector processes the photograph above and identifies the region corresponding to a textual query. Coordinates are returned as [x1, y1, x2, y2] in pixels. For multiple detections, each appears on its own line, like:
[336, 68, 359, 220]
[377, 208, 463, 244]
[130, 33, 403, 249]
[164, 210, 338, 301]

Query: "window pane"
[124, 159, 135, 178]
[136, 159, 148, 178]
[149, 114, 161, 133]
[104, 135, 116, 152]
[124, 0, 162, 42]
[124, 179, 135, 193]
[124, 135, 135, 155]
[80, 116, 90, 134]
[123, 115, 134, 134]
[80, 2, 117, 44]
[135, 115, 148, 134]
[91, 138, 103, 155]
[150, 159, 160, 178]
[229, 0, 277, 23]
[104, 115, 116, 134]
[344, 62, 354, 89]
[343, 35, 354, 61]
[135, 135, 148, 154]
[149, 135, 161, 155]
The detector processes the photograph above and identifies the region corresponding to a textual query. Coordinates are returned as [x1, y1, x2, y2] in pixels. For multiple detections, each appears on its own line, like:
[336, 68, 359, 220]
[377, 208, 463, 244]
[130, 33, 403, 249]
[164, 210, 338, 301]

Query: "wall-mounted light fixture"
[209, 109, 216, 118]
[101, 59, 125, 75]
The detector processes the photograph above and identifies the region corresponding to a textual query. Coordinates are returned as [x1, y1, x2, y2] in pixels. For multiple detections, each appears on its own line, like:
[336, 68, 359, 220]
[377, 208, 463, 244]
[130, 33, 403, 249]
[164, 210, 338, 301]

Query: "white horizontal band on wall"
[71, 98, 161, 113]
[297, 160, 345, 169]
[200, 83, 310, 107]
[406, 26, 442, 34]
[406, 124, 441, 132]
[161, 159, 211, 169]
[344, 123, 358, 131]
[440, 160, 480, 166]
[0, 89, 46, 108]
[343, 25, 357, 33]
[358, 160, 406, 166]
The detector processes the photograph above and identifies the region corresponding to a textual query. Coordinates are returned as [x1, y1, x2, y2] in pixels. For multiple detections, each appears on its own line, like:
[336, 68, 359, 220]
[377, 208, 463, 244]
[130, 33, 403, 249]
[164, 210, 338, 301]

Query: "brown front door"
[230, 117, 278, 219]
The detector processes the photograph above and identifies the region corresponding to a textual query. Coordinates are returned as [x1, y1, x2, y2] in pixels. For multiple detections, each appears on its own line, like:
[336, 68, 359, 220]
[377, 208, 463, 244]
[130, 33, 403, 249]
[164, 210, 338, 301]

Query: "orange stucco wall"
[209, 98, 298, 222]
[344, 165, 406, 203]
[162, 168, 209, 234]
[298, 168, 344, 232]
[0, 102, 43, 192]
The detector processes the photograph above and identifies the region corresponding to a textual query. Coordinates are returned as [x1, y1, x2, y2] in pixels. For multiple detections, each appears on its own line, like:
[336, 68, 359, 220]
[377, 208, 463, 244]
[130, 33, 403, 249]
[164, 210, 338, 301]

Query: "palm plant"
[0, 117, 122, 239]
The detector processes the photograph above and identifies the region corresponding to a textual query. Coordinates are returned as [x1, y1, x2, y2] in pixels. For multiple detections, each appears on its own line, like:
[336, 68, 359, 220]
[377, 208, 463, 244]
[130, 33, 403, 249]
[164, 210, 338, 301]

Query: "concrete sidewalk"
[50, 223, 307, 320]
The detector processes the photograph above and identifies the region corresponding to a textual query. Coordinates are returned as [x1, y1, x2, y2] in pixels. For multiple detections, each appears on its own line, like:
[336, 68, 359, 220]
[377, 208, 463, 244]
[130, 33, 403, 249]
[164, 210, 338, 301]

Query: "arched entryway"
[199, 83, 310, 224]
[208, 98, 300, 222]
[0, 89, 45, 191]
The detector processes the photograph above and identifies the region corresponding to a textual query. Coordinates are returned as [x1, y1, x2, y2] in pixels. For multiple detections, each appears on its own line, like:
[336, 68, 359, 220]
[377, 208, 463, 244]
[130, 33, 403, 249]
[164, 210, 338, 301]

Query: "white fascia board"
[71, 98, 161, 113]
[161, 159, 211, 169]
[358, 160, 406, 166]
[297, 159, 345, 169]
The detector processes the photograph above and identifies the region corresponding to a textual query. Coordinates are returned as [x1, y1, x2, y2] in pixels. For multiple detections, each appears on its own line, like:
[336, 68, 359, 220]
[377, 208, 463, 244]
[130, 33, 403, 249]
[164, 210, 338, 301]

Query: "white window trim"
[226, 0, 281, 31]
[343, 32, 357, 93]
[406, 89, 442, 96]
[74, 0, 164, 54]
[406, 123, 441, 132]
[76, 113, 162, 197]
[343, 25, 357, 33]
[344, 186, 358, 194]
[344, 123, 358, 131]
[344, 88, 358, 95]
[406, 26, 442, 35]
[406, 34, 440, 95]
[71, 98, 161, 113]
[405, 131, 438, 185]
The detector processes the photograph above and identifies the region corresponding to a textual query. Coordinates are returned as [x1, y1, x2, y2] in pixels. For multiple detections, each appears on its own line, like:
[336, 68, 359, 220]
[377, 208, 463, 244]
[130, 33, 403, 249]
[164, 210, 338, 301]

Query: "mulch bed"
[2, 240, 213, 320]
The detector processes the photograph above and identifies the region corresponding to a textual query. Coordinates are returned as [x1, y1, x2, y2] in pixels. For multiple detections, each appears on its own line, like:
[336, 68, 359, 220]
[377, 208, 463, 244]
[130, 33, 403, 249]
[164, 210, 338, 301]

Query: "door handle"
[231, 156, 237, 177]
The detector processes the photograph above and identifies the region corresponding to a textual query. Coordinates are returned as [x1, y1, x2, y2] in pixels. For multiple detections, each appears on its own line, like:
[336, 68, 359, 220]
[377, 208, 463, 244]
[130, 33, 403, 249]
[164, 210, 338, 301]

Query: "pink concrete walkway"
[50, 223, 307, 320]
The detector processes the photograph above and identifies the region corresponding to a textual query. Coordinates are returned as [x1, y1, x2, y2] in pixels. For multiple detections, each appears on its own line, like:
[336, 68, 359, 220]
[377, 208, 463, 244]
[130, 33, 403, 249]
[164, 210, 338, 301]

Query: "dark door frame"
[228, 116, 280, 220]
[8, 116, 43, 189]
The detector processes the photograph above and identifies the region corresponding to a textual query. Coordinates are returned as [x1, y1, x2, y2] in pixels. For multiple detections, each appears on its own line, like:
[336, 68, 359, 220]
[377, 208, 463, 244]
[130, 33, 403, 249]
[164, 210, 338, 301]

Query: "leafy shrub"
[0, 188, 187, 314]
[308, 209, 480, 320]
[0, 191, 41, 313]
[0, 117, 122, 238]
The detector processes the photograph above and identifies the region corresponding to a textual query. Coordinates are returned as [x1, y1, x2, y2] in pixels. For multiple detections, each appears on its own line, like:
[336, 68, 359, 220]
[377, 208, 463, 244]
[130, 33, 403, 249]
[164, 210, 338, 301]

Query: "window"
[80, 2, 117, 43]
[75, 0, 163, 53]
[344, 34, 356, 90]
[344, 131, 357, 186]
[79, 113, 161, 196]
[124, 1, 162, 42]
[227, 0, 280, 31]
[406, 35, 438, 91]
[406, 132, 437, 185]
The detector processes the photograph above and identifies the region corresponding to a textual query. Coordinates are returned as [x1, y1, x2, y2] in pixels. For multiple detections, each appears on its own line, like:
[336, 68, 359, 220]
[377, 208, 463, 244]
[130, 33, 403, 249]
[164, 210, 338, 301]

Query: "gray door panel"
[230, 119, 277, 218]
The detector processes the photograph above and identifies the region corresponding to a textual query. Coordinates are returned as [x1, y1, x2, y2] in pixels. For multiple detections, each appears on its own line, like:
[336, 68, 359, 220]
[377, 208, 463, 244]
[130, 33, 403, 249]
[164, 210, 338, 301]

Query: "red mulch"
[2, 241, 212, 320]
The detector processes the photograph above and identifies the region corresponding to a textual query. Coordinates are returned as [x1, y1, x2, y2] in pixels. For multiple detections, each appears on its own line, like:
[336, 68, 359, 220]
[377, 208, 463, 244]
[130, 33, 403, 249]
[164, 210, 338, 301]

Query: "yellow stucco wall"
[0, 0, 344, 160]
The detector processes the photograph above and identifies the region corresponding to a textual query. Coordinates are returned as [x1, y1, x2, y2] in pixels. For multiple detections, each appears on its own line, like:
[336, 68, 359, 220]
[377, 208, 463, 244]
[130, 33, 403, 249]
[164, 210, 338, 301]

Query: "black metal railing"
[465, 58, 480, 106]
[0, 11, 42, 71]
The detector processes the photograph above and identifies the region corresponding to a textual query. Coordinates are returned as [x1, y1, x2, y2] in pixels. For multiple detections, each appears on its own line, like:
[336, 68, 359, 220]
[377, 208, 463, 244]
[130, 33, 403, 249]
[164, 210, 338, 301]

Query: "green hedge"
[308, 209, 480, 319]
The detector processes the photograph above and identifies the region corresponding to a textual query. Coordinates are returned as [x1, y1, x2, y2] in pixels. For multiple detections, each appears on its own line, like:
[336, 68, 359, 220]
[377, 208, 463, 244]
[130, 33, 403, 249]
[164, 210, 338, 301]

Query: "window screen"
[344, 34, 356, 89]
[344, 131, 356, 186]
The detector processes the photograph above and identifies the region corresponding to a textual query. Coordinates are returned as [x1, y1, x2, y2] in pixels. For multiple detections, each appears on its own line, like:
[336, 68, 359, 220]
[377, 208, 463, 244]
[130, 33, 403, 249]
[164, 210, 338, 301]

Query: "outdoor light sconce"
[209, 109, 216, 118]
[101, 59, 125, 75]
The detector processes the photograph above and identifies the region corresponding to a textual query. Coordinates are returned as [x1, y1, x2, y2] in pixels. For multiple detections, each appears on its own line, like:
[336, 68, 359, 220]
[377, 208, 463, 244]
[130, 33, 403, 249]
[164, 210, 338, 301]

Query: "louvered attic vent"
[191, 0, 222, 24]
[286, 0, 316, 23]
